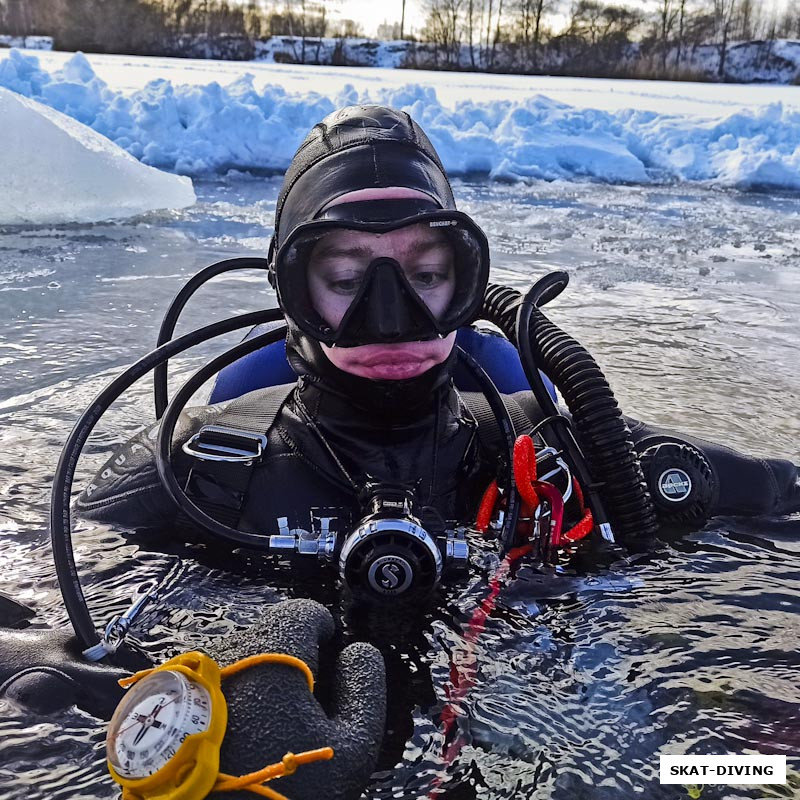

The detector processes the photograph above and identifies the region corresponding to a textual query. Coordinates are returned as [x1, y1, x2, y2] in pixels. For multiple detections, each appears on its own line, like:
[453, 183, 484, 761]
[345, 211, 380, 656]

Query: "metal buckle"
[82, 584, 160, 661]
[182, 425, 267, 463]
[537, 446, 573, 504]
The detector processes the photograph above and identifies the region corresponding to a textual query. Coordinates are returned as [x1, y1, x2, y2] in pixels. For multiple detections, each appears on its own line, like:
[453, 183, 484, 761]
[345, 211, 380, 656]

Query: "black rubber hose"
[515, 278, 613, 535]
[482, 276, 659, 545]
[455, 347, 520, 553]
[51, 308, 283, 652]
[154, 257, 271, 419]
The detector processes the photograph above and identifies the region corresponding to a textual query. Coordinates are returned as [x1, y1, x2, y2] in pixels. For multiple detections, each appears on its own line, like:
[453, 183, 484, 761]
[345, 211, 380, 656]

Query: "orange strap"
[214, 747, 334, 798]
[562, 478, 594, 542]
[514, 434, 595, 545]
[512, 435, 539, 508]
[219, 653, 315, 691]
[119, 653, 314, 692]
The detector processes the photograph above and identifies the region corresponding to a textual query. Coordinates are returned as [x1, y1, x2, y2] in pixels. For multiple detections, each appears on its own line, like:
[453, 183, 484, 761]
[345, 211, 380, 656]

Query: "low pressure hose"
[154, 257, 271, 419]
[51, 308, 284, 653]
[482, 275, 659, 545]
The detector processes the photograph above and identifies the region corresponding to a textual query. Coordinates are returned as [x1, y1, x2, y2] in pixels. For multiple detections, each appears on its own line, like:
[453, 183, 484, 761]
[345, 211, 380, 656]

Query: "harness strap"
[182, 384, 296, 529]
[459, 391, 533, 454]
[208, 386, 294, 434]
[182, 385, 533, 533]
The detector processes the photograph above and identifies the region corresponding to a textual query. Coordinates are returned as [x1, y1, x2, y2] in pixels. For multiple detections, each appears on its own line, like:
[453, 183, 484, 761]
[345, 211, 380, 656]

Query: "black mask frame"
[270, 209, 491, 348]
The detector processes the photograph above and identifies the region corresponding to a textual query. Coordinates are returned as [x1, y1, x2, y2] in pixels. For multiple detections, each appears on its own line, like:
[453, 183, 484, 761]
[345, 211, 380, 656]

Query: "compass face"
[107, 669, 211, 779]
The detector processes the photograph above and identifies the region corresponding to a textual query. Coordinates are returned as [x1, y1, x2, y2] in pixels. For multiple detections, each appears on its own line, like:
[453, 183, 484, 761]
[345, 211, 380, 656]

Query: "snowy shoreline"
[1, 47, 799, 199]
[252, 35, 800, 86]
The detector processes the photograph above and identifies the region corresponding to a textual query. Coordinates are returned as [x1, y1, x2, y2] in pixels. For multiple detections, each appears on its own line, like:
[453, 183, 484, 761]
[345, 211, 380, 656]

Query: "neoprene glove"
[209, 598, 386, 800]
[0, 626, 132, 718]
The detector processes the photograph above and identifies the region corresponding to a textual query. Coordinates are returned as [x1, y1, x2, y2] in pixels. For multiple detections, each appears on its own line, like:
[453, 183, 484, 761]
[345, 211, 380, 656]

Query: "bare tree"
[1, 0, 32, 35]
[465, 0, 478, 68]
[314, 1, 326, 61]
[713, 0, 737, 78]
[333, 18, 363, 37]
[560, 1, 644, 75]
[488, 0, 505, 68]
[656, 0, 678, 70]
[569, 1, 642, 44]
[507, 0, 554, 71]
[530, 0, 551, 69]
[484, 0, 493, 64]
[675, 0, 688, 67]
[421, 0, 465, 66]
[773, 2, 793, 37]
[786, 1, 800, 37]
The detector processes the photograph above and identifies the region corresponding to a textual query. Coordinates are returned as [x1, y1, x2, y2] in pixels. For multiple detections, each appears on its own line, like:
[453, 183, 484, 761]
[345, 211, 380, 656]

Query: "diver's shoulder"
[75, 404, 225, 521]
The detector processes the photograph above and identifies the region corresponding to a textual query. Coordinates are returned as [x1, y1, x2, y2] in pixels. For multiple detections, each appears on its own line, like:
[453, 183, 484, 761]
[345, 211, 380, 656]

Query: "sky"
[334, 0, 426, 37]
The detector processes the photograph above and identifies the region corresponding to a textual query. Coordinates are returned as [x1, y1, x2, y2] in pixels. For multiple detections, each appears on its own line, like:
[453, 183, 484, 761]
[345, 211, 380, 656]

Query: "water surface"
[0, 177, 798, 799]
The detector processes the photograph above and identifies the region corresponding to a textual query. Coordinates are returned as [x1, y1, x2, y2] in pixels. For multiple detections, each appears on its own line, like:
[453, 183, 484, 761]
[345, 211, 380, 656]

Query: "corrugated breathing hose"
[481, 273, 659, 546]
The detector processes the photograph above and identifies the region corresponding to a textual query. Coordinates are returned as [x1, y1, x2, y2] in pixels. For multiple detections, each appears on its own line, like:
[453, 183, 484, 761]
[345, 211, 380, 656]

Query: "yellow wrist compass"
[106, 651, 332, 800]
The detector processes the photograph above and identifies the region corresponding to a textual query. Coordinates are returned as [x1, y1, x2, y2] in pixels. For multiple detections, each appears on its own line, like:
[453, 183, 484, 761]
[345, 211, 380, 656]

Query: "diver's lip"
[353, 349, 431, 367]
[358, 356, 426, 367]
[356, 361, 432, 379]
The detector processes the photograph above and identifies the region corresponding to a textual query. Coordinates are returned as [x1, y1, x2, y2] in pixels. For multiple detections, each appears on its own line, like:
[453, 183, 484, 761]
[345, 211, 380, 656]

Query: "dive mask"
[270, 199, 490, 348]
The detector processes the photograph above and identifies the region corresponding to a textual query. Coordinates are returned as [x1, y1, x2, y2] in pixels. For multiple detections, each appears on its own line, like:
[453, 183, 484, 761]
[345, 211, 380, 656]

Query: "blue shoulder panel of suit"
[209, 324, 557, 404]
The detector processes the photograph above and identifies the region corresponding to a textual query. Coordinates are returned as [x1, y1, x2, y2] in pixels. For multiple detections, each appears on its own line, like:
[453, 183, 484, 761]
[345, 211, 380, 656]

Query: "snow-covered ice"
[0, 34, 52, 50]
[0, 85, 195, 225]
[1, 47, 799, 213]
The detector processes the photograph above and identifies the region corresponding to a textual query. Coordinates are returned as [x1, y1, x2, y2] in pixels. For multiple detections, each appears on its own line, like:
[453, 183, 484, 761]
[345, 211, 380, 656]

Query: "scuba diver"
[1, 104, 798, 800]
[72, 103, 799, 548]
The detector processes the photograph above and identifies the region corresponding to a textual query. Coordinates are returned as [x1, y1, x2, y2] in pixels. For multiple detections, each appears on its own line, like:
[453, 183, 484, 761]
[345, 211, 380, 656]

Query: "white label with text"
[659, 755, 786, 784]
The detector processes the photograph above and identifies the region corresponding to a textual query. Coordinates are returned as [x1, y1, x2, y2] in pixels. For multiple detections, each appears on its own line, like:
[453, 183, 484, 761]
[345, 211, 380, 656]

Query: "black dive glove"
[0, 626, 132, 718]
[210, 599, 386, 800]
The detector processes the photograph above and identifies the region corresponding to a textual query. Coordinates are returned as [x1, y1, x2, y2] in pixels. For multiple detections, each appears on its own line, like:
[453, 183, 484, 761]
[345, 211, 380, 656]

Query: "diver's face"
[307, 224, 457, 380]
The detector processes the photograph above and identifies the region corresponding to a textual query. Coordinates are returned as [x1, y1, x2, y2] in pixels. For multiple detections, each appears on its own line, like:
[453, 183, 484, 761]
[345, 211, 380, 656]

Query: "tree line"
[0, 0, 356, 58]
[1, 0, 799, 79]
[415, 0, 800, 78]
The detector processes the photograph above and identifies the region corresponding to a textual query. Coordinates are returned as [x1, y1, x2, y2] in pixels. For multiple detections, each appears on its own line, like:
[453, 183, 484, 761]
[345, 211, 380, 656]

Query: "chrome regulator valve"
[339, 483, 445, 603]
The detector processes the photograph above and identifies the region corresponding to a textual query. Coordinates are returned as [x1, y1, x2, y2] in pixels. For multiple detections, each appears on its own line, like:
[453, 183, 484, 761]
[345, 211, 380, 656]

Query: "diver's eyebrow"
[313, 243, 374, 259]
[412, 238, 451, 253]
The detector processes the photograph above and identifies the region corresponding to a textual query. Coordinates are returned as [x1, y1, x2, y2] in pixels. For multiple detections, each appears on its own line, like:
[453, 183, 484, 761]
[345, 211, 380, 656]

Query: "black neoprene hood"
[272, 105, 458, 250]
[272, 105, 477, 413]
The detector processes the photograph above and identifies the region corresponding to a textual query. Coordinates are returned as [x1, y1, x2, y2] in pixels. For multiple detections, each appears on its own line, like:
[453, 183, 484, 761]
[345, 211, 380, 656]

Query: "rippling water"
[0, 178, 798, 799]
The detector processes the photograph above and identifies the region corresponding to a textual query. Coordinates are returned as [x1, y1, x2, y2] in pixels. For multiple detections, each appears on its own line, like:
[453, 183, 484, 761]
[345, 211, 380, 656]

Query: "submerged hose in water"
[481, 274, 659, 545]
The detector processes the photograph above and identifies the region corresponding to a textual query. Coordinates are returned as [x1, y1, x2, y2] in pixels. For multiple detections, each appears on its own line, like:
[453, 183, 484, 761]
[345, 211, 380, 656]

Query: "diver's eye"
[326, 274, 364, 295]
[407, 268, 452, 291]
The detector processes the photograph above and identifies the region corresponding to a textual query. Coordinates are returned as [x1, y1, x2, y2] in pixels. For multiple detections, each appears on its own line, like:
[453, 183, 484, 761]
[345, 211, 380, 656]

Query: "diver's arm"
[510, 391, 799, 519]
[74, 406, 224, 528]
[627, 419, 800, 518]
